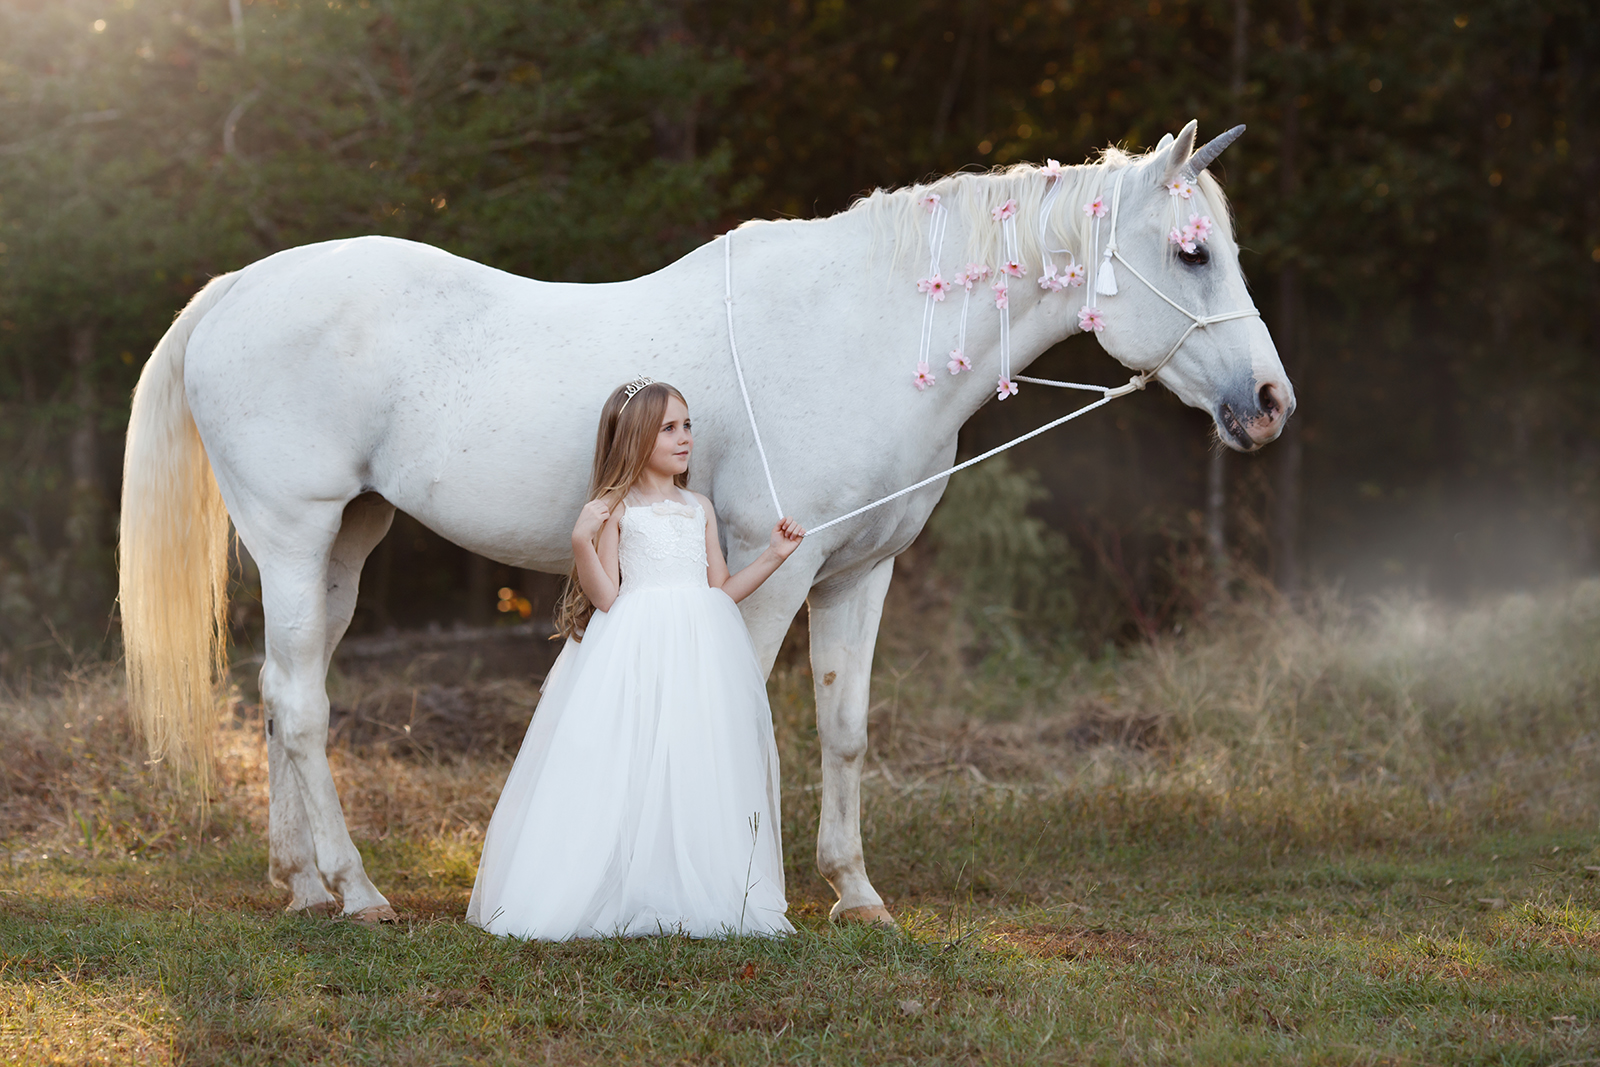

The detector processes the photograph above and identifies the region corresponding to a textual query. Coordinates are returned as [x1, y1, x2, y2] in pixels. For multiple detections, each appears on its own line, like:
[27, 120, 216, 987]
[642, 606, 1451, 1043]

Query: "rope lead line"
[721, 229, 1129, 536]
[720, 202, 1261, 536]
[723, 233, 785, 520]
[805, 389, 1124, 535]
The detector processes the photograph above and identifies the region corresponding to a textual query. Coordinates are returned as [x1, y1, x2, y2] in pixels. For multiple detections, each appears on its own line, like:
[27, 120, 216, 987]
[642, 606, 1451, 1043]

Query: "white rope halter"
[1062, 169, 1261, 391]
[720, 169, 1261, 535]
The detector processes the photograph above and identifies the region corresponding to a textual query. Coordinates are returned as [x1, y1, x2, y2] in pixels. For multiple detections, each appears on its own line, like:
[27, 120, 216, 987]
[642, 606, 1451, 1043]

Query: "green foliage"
[925, 455, 1078, 667]
[2, 0, 1599, 665]
[0, 0, 743, 667]
[2, 583, 1600, 1060]
[7, 844, 1600, 1065]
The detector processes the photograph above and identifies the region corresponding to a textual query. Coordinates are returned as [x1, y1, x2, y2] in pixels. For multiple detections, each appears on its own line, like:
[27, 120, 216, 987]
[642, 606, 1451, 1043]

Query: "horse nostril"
[1258, 382, 1281, 418]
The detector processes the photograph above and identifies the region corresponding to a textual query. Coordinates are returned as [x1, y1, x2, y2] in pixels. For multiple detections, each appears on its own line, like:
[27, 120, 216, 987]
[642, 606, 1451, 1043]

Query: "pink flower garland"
[908, 162, 1120, 394]
[955, 263, 991, 289]
[1167, 213, 1215, 255]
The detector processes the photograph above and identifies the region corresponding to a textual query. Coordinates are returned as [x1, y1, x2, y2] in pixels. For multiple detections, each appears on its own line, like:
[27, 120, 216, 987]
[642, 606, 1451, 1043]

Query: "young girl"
[467, 377, 804, 940]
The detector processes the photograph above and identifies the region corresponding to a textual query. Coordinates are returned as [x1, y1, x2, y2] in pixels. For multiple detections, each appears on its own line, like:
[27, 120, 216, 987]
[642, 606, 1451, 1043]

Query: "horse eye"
[1178, 246, 1210, 267]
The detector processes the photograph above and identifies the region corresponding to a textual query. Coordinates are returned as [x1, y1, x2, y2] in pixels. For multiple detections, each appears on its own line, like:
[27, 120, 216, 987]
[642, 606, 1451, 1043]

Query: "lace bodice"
[618, 491, 709, 592]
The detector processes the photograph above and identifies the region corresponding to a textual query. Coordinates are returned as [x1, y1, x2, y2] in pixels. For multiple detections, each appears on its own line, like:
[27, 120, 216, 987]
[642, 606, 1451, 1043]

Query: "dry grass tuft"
[2, 579, 1600, 1065]
[0, 978, 175, 1065]
[6, 580, 1600, 871]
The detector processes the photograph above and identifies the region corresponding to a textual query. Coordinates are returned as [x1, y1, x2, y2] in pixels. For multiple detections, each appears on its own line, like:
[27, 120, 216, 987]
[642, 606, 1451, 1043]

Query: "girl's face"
[646, 394, 693, 477]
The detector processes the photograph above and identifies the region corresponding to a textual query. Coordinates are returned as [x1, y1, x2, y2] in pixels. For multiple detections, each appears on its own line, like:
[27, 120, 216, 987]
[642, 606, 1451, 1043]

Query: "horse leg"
[256, 505, 393, 922]
[808, 556, 897, 926]
[265, 494, 395, 917]
[737, 560, 817, 676]
[266, 719, 334, 913]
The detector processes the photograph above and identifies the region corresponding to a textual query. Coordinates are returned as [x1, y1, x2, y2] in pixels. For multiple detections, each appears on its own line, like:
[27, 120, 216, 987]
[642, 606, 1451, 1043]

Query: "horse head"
[1090, 121, 1295, 451]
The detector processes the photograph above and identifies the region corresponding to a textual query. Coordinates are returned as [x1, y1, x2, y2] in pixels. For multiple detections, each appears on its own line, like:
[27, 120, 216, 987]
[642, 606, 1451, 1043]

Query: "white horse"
[119, 121, 1292, 924]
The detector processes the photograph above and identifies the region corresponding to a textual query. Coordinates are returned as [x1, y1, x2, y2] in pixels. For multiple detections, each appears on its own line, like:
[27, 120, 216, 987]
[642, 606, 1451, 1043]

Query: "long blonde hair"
[554, 380, 689, 640]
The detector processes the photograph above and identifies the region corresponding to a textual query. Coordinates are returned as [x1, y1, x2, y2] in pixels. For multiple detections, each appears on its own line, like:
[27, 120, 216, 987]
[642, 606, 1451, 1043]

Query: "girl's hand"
[769, 517, 805, 560]
[572, 499, 612, 545]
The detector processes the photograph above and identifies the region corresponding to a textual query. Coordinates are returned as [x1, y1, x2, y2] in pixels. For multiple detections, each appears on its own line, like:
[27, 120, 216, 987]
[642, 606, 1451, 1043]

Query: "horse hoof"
[345, 904, 399, 924]
[831, 904, 897, 928]
[290, 900, 339, 918]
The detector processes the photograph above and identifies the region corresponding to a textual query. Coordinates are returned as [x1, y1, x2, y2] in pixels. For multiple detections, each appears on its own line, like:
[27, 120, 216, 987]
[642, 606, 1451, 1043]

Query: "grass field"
[3, 581, 1600, 1064]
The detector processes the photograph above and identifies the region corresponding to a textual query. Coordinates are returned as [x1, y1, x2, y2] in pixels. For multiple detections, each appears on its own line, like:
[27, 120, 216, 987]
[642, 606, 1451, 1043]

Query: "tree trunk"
[650, 0, 697, 163]
[1206, 449, 1228, 595]
[1205, 0, 1250, 601]
[1271, 0, 1304, 603]
[1231, 0, 1250, 100]
[466, 552, 492, 627]
[932, 2, 978, 149]
[972, 1, 989, 140]
[66, 323, 101, 552]
[68, 323, 97, 500]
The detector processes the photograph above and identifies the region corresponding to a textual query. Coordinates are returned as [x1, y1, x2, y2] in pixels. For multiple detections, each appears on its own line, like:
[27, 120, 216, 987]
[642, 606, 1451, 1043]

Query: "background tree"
[1, 0, 1596, 668]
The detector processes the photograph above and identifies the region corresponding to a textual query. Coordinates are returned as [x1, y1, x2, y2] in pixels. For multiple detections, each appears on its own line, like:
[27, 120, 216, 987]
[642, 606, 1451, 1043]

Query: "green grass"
[5, 581, 1600, 1063]
[4, 818, 1600, 1065]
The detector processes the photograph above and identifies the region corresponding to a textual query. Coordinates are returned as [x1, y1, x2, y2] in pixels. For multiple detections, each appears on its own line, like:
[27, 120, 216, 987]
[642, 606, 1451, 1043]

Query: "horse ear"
[1154, 120, 1199, 183]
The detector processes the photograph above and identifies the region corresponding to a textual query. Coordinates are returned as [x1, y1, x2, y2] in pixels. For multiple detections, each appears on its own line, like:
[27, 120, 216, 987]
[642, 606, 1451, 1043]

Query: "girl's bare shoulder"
[686, 490, 716, 518]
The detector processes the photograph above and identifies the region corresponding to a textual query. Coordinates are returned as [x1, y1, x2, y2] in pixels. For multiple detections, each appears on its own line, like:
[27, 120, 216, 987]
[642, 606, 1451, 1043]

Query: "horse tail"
[118, 271, 242, 793]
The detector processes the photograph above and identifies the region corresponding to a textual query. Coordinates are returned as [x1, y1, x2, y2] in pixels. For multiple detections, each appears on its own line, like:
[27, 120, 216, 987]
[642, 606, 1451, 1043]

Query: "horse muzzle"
[1216, 379, 1294, 451]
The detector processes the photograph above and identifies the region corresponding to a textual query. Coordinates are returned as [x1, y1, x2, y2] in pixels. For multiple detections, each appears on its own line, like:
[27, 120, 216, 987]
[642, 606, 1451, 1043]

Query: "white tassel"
[1095, 248, 1119, 296]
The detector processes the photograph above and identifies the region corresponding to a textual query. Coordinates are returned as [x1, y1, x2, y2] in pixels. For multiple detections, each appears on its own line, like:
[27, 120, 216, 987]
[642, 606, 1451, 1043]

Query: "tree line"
[1, 0, 1595, 668]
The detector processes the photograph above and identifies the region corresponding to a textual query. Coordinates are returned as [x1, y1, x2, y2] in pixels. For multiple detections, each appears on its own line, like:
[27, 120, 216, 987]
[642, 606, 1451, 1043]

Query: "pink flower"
[997, 377, 1019, 400]
[1083, 196, 1108, 218]
[1001, 260, 1026, 278]
[1189, 213, 1214, 242]
[992, 280, 1009, 309]
[1168, 227, 1197, 255]
[1077, 306, 1106, 332]
[918, 192, 942, 213]
[992, 198, 1018, 222]
[1062, 262, 1087, 287]
[914, 361, 937, 390]
[1166, 176, 1197, 199]
[917, 274, 952, 301]
[948, 349, 971, 374]
[956, 263, 992, 289]
[1038, 264, 1063, 292]
[1042, 158, 1066, 179]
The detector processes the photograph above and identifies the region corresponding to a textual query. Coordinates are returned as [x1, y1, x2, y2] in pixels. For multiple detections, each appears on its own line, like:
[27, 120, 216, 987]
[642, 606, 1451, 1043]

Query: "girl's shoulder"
[684, 490, 715, 518]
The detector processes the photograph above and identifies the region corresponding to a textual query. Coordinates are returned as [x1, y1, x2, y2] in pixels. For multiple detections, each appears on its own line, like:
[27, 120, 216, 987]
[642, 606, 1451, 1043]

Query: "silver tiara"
[618, 375, 655, 411]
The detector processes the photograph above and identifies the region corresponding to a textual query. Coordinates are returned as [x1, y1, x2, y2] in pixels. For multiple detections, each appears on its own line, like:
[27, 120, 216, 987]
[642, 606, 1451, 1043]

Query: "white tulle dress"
[467, 490, 793, 940]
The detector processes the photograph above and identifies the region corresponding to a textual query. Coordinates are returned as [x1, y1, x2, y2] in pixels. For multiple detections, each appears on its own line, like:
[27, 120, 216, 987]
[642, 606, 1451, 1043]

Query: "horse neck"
[708, 165, 1115, 486]
[848, 165, 1111, 437]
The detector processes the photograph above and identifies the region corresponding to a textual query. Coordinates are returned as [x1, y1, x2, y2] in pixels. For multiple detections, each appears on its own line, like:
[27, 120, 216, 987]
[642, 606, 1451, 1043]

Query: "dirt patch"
[328, 678, 541, 759]
[388, 891, 472, 922]
[987, 923, 1171, 964]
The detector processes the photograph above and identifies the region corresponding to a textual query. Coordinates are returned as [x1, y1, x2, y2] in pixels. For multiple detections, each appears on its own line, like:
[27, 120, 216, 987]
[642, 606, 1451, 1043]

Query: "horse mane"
[738, 143, 1236, 284]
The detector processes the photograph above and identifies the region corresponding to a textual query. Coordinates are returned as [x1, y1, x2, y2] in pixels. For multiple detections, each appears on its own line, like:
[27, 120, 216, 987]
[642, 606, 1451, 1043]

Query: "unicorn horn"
[1185, 124, 1247, 179]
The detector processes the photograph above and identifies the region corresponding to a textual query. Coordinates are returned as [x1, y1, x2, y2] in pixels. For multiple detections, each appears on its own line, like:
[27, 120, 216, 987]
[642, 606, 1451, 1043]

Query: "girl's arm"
[698, 493, 804, 605]
[572, 500, 623, 611]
